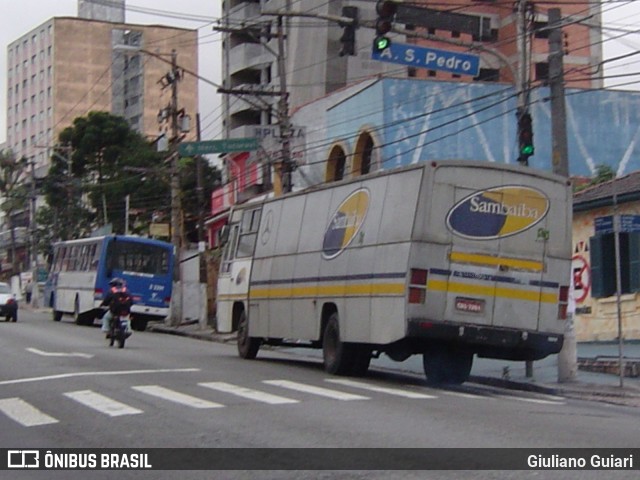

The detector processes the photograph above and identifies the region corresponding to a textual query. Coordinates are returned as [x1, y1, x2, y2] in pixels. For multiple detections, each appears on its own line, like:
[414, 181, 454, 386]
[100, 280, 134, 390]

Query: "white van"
[217, 160, 572, 384]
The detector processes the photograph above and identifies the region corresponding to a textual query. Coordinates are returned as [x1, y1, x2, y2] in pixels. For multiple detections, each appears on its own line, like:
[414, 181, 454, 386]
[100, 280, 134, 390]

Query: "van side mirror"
[218, 225, 230, 246]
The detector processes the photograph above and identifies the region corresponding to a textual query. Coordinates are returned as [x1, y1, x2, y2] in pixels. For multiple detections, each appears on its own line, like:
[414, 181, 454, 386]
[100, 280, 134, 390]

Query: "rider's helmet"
[109, 277, 126, 288]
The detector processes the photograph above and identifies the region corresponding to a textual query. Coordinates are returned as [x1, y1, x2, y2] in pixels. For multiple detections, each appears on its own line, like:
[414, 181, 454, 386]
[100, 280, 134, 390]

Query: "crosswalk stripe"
[132, 385, 224, 409]
[325, 379, 437, 399]
[0, 398, 59, 427]
[64, 390, 143, 417]
[198, 382, 299, 405]
[264, 380, 369, 401]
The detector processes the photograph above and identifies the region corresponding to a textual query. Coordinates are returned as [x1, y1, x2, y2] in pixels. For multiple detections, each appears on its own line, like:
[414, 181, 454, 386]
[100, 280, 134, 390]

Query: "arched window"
[353, 131, 376, 176]
[326, 145, 346, 182]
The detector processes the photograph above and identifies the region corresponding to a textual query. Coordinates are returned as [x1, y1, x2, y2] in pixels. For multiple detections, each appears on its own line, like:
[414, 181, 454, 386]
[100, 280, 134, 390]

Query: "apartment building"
[3, 7, 198, 275]
[5, 17, 198, 173]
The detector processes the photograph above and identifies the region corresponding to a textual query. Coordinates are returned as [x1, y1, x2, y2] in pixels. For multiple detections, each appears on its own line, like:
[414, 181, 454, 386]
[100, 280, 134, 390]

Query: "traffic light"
[373, 0, 397, 53]
[517, 110, 534, 166]
[339, 6, 358, 57]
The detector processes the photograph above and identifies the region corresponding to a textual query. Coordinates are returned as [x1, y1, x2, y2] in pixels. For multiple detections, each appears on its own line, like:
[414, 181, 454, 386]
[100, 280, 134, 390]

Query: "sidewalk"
[148, 321, 640, 407]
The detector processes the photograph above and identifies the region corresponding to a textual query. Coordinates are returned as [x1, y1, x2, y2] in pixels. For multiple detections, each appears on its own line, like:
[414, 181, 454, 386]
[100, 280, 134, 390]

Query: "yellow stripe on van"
[427, 279, 557, 304]
[250, 282, 405, 299]
[217, 294, 251, 302]
[449, 251, 543, 272]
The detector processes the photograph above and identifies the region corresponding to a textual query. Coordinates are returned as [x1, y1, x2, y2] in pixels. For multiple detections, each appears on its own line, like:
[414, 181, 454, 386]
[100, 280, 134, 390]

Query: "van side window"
[221, 224, 239, 273]
[237, 208, 262, 258]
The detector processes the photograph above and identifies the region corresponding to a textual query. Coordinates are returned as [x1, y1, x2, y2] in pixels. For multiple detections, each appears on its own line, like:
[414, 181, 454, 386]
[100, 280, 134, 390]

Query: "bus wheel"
[131, 318, 148, 331]
[237, 311, 260, 359]
[322, 313, 354, 375]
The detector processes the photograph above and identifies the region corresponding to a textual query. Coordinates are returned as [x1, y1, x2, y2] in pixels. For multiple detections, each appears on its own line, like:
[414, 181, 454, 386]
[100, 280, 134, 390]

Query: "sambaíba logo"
[446, 186, 549, 240]
[322, 188, 370, 259]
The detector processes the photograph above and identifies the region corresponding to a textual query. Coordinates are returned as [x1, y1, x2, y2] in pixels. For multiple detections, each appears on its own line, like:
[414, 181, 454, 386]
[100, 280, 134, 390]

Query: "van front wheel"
[237, 311, 260, 359]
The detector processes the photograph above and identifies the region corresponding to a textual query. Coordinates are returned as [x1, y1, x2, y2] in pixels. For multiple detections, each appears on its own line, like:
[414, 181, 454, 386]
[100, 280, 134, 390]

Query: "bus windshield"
[106, 240, 171, 276]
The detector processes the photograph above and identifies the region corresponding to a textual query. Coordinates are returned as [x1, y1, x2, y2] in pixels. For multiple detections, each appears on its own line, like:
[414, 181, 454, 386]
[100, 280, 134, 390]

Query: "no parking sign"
[571, 254, 591, 303]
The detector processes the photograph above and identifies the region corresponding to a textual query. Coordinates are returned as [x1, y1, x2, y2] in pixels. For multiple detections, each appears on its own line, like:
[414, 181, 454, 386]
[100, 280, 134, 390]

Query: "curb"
[148, 324, 237, 343]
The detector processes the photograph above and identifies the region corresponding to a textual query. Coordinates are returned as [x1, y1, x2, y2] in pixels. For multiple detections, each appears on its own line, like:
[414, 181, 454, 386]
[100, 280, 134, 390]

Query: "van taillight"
[410, 269, 428, 286]
[164, 296, 171, 305]
[408, 268, 428, 304]
[557, 285, 569, 320]
[558, 286, 569, 302]
[409, 288, 426, 304]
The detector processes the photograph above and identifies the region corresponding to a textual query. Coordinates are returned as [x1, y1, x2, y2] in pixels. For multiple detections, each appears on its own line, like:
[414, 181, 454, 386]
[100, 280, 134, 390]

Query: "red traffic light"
[376, 1, 397, 36]
[376, 0, 398, 18]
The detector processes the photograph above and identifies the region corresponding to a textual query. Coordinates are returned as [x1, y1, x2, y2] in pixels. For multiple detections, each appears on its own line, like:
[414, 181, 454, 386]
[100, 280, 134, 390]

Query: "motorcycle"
[107, 312, 132, 349]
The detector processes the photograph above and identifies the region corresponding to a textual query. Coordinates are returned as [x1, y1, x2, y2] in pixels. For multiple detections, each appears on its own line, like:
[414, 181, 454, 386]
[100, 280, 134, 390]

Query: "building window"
[475, 68, 500, 82]
[326, 146, 347, 182]
[590, 232, 640, 297]
[353, 132, 376, 176]
[535, 62, 549, 82]
[534, 21, 550, 39]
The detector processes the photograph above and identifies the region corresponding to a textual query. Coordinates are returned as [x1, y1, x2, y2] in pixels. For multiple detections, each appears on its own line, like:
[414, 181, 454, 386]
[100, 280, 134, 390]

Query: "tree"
[44, 111, 167, 235]
[0, 150, 30, 275]
[573, 164, 616, 193]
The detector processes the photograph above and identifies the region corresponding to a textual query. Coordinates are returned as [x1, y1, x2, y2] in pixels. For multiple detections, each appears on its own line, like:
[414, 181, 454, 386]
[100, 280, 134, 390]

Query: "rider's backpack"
[109, 288, 132, 315]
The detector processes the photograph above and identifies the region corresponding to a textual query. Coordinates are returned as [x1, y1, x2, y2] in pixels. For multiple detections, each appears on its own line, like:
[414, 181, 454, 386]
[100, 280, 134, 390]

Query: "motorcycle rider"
[100, 277, 133, 337]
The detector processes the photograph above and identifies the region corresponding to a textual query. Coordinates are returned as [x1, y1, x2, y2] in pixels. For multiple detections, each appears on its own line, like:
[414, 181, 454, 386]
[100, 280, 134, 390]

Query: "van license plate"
[455, 297, 485, 314]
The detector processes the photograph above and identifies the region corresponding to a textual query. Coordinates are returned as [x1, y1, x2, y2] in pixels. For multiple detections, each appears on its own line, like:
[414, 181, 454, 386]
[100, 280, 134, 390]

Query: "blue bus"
[45, 235, 174, 331]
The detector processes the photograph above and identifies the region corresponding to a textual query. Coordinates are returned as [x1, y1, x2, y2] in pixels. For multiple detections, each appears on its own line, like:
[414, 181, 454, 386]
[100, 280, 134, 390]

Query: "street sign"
[371, 42, 480, 77]
[178, 138, 259, 156]
[595, 214, 640, 234]
[253, 126, 307, 166]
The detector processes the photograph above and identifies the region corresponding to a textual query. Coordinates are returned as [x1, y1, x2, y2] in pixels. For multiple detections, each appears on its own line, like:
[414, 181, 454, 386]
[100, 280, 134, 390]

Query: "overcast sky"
[1, 1, 640, 146]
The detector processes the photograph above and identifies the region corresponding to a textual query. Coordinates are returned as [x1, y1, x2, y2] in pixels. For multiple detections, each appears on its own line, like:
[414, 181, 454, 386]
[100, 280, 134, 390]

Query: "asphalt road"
[0, 310, 638, 480]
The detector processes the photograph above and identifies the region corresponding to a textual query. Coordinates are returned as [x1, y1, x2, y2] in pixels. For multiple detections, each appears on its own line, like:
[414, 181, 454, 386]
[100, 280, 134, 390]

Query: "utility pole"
[169, 49, 182, 255]
[28, 159, 39, 307]
[276, 15, 293, 194]
[548, 8, 576, 383]
[214, 19, 294, 196]
[158, 48, 184, 326]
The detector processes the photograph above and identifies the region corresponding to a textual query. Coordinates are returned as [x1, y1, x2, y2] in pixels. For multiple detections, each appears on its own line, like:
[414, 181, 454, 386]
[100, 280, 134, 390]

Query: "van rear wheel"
[322, 313, 355, 375]
[423, 346, 473, 385]
[237, 311, 260, 359]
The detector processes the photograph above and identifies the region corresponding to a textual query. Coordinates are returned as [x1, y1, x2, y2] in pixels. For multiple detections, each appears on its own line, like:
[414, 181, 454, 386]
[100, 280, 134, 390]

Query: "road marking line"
[198, 382, 299, 405]
[0, 398, 59, 427]
[497, 395, 566, 405]
[26, 348, 94, 359]
[64, 390, 143, 417]
[0, 368, 201, 386]
[438, 390, 486, 399]
[325, 379, 437, 399]
[264, 380, 369, 401]
[132, 385, 224, 409]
